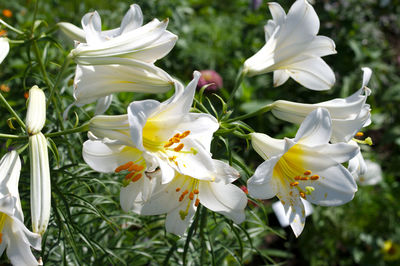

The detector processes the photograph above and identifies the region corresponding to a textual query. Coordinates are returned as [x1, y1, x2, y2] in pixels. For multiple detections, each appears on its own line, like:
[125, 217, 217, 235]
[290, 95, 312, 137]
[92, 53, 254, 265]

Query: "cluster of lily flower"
[0, 0, 382, 264]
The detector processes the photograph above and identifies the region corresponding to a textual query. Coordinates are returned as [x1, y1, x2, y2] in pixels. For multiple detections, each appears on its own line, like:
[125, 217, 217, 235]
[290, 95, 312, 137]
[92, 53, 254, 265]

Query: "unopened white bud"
[26, 86, 46, 135]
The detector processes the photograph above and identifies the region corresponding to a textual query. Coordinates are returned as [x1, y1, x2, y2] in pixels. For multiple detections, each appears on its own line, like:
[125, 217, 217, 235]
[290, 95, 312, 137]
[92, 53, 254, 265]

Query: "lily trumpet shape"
[0, 151, 42, 265]
[243, 0, 336, 90]
[69, 4, 177, 65]
[73, 57, 174, 112]
[26, 86, 46, 135]
[248, 108, 358, 237]
[128, 166, 247, 236]
[88, 71, 220, 184]
[0, 37, 10, 64]
[271, 68, 372, 143]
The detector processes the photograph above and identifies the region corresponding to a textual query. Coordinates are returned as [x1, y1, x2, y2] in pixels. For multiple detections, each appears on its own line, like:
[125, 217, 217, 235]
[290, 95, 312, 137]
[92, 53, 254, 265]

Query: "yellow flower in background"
[382, 240, 400, 261]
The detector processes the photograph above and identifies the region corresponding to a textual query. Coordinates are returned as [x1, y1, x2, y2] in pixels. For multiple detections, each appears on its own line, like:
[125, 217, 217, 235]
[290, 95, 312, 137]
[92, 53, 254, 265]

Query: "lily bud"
[29, 132, 51, 235]
[0, 37, 10, 64]
[26, 86, 46, 135]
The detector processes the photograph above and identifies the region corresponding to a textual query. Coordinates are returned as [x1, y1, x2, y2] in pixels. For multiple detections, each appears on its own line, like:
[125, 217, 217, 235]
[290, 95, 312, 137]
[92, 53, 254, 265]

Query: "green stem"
[0, 93, 26, 130]
[226, 103, 273, 123]
[47, 56, 72, 108]
[0, 133, 28, 140]
[0, 19, 24, 35]
[227, 68, 245, 106]
[32, 41, 53, 89]
[199, 207, 208, 265]
[44, 122, 90, 138]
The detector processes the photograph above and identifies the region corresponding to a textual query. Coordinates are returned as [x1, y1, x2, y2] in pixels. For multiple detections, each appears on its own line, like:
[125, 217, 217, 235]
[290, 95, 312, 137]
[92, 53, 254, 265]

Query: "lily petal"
[294, 108, 332, 146]
[247, 157, 280, 199]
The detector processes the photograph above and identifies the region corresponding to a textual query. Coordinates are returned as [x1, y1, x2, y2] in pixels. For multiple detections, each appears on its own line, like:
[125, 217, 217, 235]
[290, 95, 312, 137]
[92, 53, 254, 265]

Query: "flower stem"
[0, 19, 24, 35]
[0, 133, 28, 140]
[199, 207, 208, 265]
[44, 122, 90, 138]
[226, 103, 273, 123]
[227, 68, 245, 106]
[47, 56, 72, 108]
[0, 93, 26, 130]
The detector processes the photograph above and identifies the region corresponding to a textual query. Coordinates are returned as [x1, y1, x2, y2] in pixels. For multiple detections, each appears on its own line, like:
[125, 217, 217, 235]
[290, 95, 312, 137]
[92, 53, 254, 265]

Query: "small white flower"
[244, 0, 336, 90]
[29, 133, 51, 235]
[26, 86, 46, 135]
[70, 4, 177, 65]
[248, 108, 358, 237]
[271, 68, 372, 142]
[0, 151, 42, 265]
[0, 38, 10, 64]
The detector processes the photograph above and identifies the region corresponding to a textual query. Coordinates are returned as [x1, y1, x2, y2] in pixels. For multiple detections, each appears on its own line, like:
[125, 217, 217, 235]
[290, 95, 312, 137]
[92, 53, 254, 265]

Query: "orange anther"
[171, 137, 180, 143]
[300, 192, 306, 199]
[173, 133, 180, 138]
[193, 189, 199, 194]
[304, 170, 312, 176]
[115, 161, 133, 173]
[176, 187, 181, 192]
[180, 131, 191, 139]
[300, 177, 309, 181]
[131, 173, 142, 182]
[179, 190, 188, 202]
[189, 192, 194, 200]
[0, 30, 6, 37]
[131, 164, 145, 172]
[294, 176, 300, 180]
[125, 172, 135, 180]
[310, 175, 319, 180]
[355, 132, 364, 137]
[164, 141, 174, 148]
[195, 198, 200, 207]
[290, 182, 299, 187]
[174, 143, 184, 152]
[2, 9, 12, 18]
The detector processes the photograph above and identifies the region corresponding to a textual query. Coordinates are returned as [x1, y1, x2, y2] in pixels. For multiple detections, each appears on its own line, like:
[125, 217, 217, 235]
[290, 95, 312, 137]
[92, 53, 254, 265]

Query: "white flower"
[271, 67, 372, 143]
[26, 86, 46, 135]
[29, 133, 51, 235]
[125, 164, 247, 236]
[0, 151, 41, 265]
[70, 4, 177, 65]
[89, 71, 220, 184]
[243, 0, 336, 90]
[0, 38, 10, 64]
[247, 108, 358, 237]
[73, 57, 174, 111]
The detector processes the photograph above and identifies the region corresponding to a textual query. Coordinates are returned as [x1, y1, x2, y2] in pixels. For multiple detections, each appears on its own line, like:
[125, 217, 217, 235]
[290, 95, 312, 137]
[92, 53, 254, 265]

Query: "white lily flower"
[26, 86, 46, 135]
[29, 133, 51, 235]
[0, 38, 10, 64]
[125, 163, 247, 236]
[89, 71, 220, 184]
[70, 4, 177, 65]
[0, 151, 42, 265]
[271, 68, 372, 143]
[248, 108, 358, 237]
[73, 57, 174, 108]
[57, 22, 86, 43]
[243, 0, 336, 90]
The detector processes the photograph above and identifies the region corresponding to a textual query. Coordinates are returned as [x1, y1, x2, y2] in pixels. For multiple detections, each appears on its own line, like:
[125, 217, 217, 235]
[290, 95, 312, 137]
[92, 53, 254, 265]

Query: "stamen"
[125, 172, 135, 180]
[310, 175, 319, 180]
[300, 177, 309, 181]
[131, 173, 142, 182]
[171, 137, 180, 143]
[176, 187, 181, 192]
[300, 192, 306, 199]
[290, 181, 299, 187]
[193, 189, 199, 194]
[115, 161, 133, 173]
[195, 198, 200, 207]
[173, 133, 180, 138]
[180, 131, 191, 139]
[305, 186, 315, 194]
[294, 176, 300, 180]
[179, 190, 189, 201]
[174, 143, 184, 152]
[164, 141, 174, 148]
[304, 170, 312, 176]
[189, 192, 194, 200]
[355, 132, 364, 137]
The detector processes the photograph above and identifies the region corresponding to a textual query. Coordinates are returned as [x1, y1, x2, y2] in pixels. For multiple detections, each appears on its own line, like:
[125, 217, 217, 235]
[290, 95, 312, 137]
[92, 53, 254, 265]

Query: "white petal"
[212, 160, 240, 184]
[316, 142, 359, 163]
[248, 157, 280, 199]
[57, 22, 86, 42]
[82, 140, 143, 173]
[26, 86, 46, 134]
[303, 164, 357, 206]
[357, 160, 382, 186]
[361, 67, 372, 88]
[268, 2, 286, 25]
[89, 114, 132, 146]
[272, 198, 313, 228]
[286, 198, 306, 238]
[273, 70, 290, 87]
[81, 11, 102, 44]
[251, 132, 285, 159]
[119, 4, 143, 34]
[120, 179, 144, 212]
[294, 108, 332, 146]
[199, 181, 247, 224]
[0, 38, 10, 64]
[165, 200, 196, 236]
[94, 95, 113, 115]
[286, 57, 335, 91]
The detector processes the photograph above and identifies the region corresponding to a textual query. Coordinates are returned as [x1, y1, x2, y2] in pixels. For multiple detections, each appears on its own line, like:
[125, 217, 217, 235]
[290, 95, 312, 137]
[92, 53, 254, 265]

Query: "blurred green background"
[1, 0, 400, 265]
